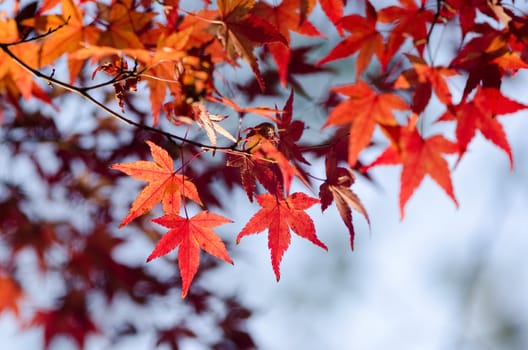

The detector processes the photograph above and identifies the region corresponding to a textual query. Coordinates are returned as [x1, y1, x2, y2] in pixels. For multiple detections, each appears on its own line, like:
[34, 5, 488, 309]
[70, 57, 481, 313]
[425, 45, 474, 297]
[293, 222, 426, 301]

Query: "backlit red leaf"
[252, 0, 322, 85]
[237, 192, 327, 280]
[365, 115, 459, 218]
[439, 87, 527, 168]
[318, 2, 384, 74]
[213, 0, 287, 90]
[378, 0, 434, 58]
[324, 79, 408, 166]
[319, 0, 344, 35]
[394, 54, 457, 113]
[150, 211, 233, 298]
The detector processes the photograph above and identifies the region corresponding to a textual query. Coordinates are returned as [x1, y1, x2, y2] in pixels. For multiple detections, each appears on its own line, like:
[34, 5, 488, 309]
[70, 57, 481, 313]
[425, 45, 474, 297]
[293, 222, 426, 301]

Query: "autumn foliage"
[1, 0, 528, 348]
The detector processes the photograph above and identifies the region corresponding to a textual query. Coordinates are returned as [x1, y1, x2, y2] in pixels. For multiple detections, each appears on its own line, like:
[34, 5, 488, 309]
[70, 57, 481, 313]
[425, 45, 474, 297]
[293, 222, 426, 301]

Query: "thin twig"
[0, 42, 242, 152]
[3, 17, 71, 46]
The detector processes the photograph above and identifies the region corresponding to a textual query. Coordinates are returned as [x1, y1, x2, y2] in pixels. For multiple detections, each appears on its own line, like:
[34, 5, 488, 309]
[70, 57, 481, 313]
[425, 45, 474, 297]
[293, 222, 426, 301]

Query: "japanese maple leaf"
[211, 0, 288, 90]
[253, 135, 308, 195]
[320, 0, 344, 35]
[96, 0, 156, 50]
[30, 289, 98, 350]
[277, 90, 309, 164]
[317, 2, 385, 75]
[378, 0, 434, 58]
[439, 87, 527, 168]
[449, 24, 528, 98]
[73, 28, 193, 125]
[237, 192, 327, 280]
[0, 275, 24, 316]
[149, 211, 233, 298]
[111, 141, 202, 227]
[232, 121, 307, 196]
[252, 0, 322, 85]
[226, 151, 281, 201]
[0, 19, 52, 104]
[394, 54, 457, 114]
[64, 226, 169, 302]
[324, 79, 409, 166]
[170, 102, 236, 147]
[364, 115, 459, 218]
[438, 0, 504, 37]
[319, 150, 370, 250]
[22, 0, 101, 82]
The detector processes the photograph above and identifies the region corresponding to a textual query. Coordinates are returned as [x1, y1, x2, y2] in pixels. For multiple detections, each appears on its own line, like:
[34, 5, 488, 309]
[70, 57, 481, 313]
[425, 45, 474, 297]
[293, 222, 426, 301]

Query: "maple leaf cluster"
[2, 0, 528, 347]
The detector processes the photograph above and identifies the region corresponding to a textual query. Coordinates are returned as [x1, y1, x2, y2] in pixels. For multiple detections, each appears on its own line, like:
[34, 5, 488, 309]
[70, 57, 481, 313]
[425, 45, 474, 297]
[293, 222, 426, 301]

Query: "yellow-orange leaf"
[324, 79, 408, 166]
[112, 141, 202, 227]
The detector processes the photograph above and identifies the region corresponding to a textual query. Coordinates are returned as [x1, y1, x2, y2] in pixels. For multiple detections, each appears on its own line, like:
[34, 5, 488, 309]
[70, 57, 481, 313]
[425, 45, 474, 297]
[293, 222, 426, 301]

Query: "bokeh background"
[1, 1, 528, 349]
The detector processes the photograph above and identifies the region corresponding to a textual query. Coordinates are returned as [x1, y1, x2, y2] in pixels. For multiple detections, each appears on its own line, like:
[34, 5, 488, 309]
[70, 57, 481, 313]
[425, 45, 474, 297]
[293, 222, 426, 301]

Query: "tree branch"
[0, 42, 243, 153]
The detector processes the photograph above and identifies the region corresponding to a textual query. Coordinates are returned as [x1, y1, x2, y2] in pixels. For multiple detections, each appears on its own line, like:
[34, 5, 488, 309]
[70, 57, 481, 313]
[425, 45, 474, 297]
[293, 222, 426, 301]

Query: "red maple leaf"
[30, 289, 98, 349]
[111, 141, 202, 227]
[212, 0, 288, 90]
[317, 2, 384, 75]
[438, 0, 504, 37]
[277, 89, 309, 164]
[319, 0, 344, 35]
[149, 211, 233, 298]
[324, 79, 409, 166]
[233, 121, 307, 196]
[226, 151, 281, 201]
[378, 0, 434, 58]
[252, 0, 322, 85]
[439, 86, 527, 168]
[449, 24, 528, 97]
[394, 54, 457, 114]
[364, 115, 459, 218]
[237, 192, 327, 280]
[319, 149, 370, 250]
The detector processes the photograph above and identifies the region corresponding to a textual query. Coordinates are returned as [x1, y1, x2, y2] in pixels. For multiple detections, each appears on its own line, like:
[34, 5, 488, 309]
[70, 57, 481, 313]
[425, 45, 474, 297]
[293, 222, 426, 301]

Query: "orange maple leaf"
[319, 0, 345, 35]
[324, 79, 409, 166]
[395, 54, 457, 113]
[96, 0, 156, 50]
[149, 211, 233, 298]
[23, 0, 101, 82]
[0, 18, 52, 104]
[211, 0, 288, 90]
[317, 2, 384, 74]
[237, 192, 327, 280]
[111, 141, 202, 227]
[71, 28, 192, 124]
[365, 115, 459, 218]
[378, 0, 434, 58]
[252, 0, 322, 85]
[439, 86, 527, 168]
[0, 275, 24, 317]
